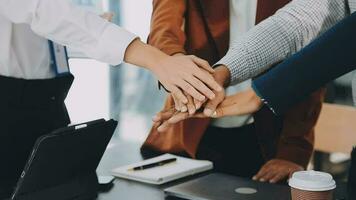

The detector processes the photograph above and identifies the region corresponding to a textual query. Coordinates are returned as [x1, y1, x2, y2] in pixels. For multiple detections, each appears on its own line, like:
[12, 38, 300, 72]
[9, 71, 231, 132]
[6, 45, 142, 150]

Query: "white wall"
[65, 59, 110, 124]
[65, 0, 109, 124]
[115, 0, 159, 142]
[65, 0, 156, 143]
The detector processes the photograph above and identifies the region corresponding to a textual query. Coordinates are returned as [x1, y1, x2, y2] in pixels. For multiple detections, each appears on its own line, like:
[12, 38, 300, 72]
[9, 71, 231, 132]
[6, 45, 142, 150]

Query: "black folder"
[11, 119, 117, 200]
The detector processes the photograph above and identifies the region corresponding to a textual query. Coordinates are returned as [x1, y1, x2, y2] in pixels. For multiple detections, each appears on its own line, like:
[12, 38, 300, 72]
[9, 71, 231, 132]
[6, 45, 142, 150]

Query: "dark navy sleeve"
[252, 12, 356, 115]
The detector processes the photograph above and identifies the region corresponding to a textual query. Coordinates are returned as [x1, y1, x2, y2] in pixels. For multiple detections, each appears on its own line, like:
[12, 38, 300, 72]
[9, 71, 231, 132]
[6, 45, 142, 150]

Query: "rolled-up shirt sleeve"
[215, 0, 347, 85]
[0, 0, 137, 65]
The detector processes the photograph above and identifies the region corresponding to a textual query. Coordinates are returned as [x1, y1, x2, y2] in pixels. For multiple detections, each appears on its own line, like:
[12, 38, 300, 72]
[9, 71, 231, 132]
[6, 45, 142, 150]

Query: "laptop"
[164, 173, 291, 200]
[11, 119, 117, 200]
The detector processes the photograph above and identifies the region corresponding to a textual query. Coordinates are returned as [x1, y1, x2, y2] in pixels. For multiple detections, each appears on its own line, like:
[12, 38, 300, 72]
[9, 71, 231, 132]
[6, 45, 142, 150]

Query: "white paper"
[111, 154, 213, 185]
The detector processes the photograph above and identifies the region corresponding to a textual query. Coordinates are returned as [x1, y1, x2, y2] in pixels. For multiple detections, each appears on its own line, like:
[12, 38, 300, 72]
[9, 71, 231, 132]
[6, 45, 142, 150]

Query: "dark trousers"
[196, 123, 264, 178]
[0, 74, 73, 199]
[349, 147, 356, 199]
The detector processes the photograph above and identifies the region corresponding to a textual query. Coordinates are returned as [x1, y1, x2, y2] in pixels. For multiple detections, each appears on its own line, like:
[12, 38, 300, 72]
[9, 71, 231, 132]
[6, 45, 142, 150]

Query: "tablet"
[11, 119, 117, 200]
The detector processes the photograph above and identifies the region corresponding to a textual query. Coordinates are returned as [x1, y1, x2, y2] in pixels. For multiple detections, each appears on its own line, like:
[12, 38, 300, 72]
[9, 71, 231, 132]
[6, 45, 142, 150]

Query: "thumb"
[212, 90, 263, 118]
[212, 102, 258, 118]
[211, 104, 240, 118]
[203, 92, 225, 116]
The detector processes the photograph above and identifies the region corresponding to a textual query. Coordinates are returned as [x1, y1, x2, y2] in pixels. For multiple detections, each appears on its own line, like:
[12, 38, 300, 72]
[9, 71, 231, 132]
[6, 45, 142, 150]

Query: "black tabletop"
[96, 140, 351, 200]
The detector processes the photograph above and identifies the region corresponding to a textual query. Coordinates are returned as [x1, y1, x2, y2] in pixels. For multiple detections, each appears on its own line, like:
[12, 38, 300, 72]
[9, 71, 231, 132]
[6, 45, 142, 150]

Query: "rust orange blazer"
[143, 0, 326, 168]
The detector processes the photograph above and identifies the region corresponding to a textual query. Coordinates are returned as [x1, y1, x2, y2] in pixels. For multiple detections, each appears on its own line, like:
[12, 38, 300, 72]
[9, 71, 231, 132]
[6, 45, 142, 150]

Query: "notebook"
[111, 154, 213, 185]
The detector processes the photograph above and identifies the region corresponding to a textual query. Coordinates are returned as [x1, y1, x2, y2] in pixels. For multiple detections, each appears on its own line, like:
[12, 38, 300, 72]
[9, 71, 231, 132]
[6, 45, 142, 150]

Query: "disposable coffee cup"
[289, 170, 336, 200]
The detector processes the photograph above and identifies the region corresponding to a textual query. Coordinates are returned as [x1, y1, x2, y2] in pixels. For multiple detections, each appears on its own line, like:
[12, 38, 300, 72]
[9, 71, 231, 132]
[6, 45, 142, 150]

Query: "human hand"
[211, 88, 263, 118]
[252, 159, 304, 183]
[153, 87, 263, 132]
[171, 90, 204, 114]
[124, 40, 223, 104]
[154, 55, 222, 103]
[202, 65, 230, 116]
[171, 65, 229, 114]
[153, 66, 230, 132]
[170, 53, 206, 114]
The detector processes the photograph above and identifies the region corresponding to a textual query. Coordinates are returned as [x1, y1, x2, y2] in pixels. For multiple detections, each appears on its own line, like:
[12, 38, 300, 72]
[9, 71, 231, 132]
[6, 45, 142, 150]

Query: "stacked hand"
[145, 55, 300, 185]
[124, 40, 223, 106]
[152, 55, 223, 104]
[153, 65, 263, 132]
[153, 65, 230, 132]
[167, 54, 222, 114]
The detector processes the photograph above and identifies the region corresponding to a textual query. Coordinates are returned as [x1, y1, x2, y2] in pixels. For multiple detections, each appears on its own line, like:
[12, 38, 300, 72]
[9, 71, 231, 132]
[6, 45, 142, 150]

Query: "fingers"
[253, 160, 303, 184]
[261, 169, 288, 183]
[160, 110, 206, 128]
[193, 93, 208, 111]
[156, 110, 180, 132]
[254, 170, 286, 184]
[190, 55, 214, 74]
[192, 69, 223, 93]
[203, 92, 225, 117]
[156, 55, 221, 102]
[172, 94, 185, 112]
[157, 111, 190, 132]
[174, 91, 196, 115]
[253, 165, 269, 182]
[212, 90, 262, 118]
[194, 98, 203, 110]
[177, 96, 188, 112]
[186, 56, 222, 99]
[155, 107, 210, 132]
[212, 104, 240, 118]
[168, 112, 190, 124]
[185, 93, 196, 115]
[157, 120, 171, 132]
[152, 109, 175, 123]
[262, 171, 280, 183]
[185, 76, 216, 100]
[191, 112, 209, 118]
[270, 173, 286, 184]
[219, 95, 238, 107]
[176, 80, 206, 102]
[170, 87, 189, 104]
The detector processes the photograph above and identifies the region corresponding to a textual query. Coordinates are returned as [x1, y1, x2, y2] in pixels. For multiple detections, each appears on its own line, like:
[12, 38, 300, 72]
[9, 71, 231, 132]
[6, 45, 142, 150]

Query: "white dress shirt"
[0, 0, 137, 79]
[211, 0, 257, 128]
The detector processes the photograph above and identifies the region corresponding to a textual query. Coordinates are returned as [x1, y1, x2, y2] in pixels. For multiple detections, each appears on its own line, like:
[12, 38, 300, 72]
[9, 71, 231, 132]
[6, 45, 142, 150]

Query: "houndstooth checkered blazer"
[216, 0, 355, 87]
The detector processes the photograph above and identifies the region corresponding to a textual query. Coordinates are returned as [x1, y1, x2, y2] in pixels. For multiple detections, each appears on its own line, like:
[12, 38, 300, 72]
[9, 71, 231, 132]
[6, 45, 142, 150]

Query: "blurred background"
[67, 0, 356, 181]
[66, 0, 164, 144]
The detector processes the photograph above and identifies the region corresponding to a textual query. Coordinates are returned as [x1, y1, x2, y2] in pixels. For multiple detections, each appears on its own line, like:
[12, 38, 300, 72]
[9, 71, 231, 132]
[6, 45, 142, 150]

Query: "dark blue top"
[252, 12, 356, 115]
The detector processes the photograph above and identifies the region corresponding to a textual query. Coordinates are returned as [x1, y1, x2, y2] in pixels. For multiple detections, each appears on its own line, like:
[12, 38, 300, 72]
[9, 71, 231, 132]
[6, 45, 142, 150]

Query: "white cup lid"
[289, 170, 336, 192]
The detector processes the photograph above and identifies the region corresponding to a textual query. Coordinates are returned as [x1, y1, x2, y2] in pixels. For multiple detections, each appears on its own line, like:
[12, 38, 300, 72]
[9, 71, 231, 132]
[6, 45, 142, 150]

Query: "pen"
[129, 158, 177, 171]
